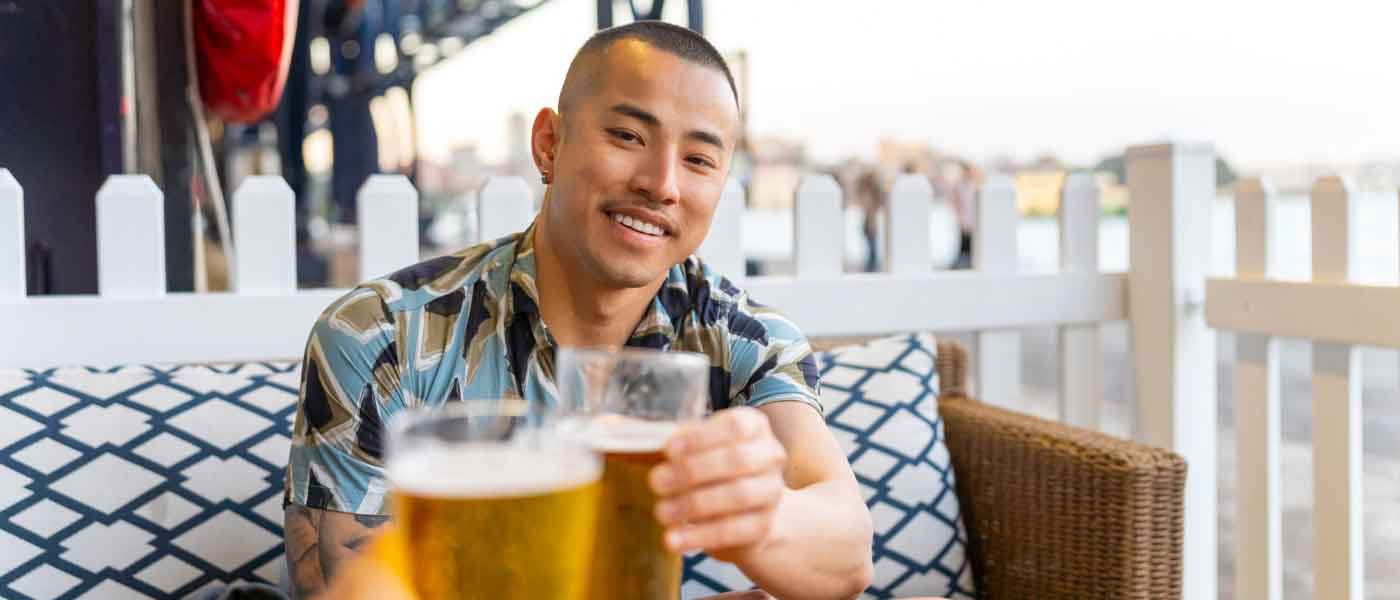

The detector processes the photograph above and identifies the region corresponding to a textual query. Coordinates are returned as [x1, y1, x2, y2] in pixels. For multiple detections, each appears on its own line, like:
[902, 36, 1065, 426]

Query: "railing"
[1207, 176, 1400, 600]
[0, 168, 1128, 376]
[0, 141, 1222, 598]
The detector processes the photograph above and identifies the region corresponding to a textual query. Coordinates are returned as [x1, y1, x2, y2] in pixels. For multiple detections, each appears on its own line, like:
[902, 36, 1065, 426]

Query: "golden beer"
[585, 419, 682, 600]
[390, 445, 602, 600]
[555, 347, 708, 600]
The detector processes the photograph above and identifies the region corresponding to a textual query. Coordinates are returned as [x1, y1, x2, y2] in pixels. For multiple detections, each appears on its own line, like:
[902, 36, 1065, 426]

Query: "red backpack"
[192, 0, 299, 123]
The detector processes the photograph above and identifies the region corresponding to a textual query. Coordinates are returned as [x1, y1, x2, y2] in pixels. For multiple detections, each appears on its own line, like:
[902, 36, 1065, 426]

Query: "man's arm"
[284, 505, 390, 599]
[736, 401, 873, 598]
[284, 287, 404, 598]
[653, 404, 874, 600]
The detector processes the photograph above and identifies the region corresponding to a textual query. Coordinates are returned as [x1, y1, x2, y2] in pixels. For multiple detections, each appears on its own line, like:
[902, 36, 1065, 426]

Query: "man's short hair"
[569, 20, 740, 109]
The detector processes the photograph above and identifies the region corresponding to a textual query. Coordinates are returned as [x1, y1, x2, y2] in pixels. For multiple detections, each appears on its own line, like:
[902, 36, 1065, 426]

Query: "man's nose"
[629, 147, 680, 206]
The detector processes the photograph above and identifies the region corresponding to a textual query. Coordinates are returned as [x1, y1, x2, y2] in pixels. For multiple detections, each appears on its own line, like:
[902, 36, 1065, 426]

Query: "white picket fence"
[1208, 177, 1400, 600]
[22, 139, 1400, 599]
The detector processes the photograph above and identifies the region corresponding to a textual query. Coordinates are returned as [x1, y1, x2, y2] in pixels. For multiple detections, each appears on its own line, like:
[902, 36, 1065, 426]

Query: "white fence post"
[975, 175, 1020, 406]
[357, 175, 419, 282]
[1233, 177, 1282, 600]
[97, 175, 166, 297]
[1310, 175, 1363, 600]
[232, 176, 296, 295]
[0, 169, 23, 298]
[1057, 172, 1101, 427]
[478, 176, 535, 243]
[794, 174, 844, 278]
[885, 174, 933, 275]
[698, 177, 745, 280]
[1124, 141, 1216, 600]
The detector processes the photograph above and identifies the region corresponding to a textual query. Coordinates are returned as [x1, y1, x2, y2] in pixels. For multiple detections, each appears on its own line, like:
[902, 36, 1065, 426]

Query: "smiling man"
[284, 20, 873, 600]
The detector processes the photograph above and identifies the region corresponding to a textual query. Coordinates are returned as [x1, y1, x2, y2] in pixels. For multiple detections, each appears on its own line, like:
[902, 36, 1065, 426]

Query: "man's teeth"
[612, 213, 664, 236]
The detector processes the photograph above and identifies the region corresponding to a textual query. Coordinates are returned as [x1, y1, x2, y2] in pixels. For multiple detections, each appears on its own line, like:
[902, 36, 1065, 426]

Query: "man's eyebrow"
[686, 129, 726, 151]
[611, 103, 659, 126]
[610, 103, 727, 151]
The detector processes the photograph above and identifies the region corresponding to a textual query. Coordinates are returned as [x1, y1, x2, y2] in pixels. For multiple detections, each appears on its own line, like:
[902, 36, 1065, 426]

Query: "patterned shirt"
[284, 228, 822, 514]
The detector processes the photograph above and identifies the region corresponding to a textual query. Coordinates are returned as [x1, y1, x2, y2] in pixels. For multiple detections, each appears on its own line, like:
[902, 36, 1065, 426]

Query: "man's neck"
[531, 223, 663, 349]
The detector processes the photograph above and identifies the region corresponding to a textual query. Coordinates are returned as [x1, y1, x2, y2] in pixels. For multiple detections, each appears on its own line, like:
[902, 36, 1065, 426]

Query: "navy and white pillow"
[683, 333, 976, 599]
[0, 363, 298, 600]
[0, 333, 974, 599]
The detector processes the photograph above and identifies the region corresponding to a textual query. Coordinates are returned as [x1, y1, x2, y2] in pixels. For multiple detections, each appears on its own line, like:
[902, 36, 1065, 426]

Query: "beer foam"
[581, 417, 678, 453]
[389, 446, 601, 498]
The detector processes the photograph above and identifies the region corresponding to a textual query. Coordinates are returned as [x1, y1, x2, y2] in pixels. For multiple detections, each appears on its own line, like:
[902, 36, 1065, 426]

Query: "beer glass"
[386, 398, 602, 600]
[555, 347, 709, 600]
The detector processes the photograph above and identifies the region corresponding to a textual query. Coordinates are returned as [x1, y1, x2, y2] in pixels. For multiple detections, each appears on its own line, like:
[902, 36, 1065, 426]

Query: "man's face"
[541, 40, 739, 289]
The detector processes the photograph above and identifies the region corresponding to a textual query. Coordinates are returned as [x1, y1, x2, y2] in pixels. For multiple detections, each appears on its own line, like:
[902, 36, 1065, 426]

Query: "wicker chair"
[932, 340, 1187, 599]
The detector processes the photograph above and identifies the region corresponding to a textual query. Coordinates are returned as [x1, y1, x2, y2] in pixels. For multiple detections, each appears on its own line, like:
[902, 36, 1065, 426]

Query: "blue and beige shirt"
[284, 228, 822, 514]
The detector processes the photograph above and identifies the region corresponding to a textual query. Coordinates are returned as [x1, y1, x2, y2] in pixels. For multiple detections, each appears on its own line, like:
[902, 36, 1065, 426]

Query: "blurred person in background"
[950, 161, 979, 269]
[853, 170, 885, 272]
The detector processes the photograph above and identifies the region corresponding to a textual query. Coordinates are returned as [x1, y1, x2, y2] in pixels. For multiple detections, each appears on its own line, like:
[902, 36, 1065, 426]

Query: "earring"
[540, 171, 550, 184]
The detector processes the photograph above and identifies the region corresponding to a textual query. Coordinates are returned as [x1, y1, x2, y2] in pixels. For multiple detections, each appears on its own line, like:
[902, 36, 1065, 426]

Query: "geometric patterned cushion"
[1, 342, 972, 599]
[683, 333, 976, 599]
[0, 362, 299, 600]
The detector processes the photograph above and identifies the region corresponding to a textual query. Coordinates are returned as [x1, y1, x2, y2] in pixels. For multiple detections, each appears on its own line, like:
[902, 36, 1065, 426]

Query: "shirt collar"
[497, 225, 695, 350]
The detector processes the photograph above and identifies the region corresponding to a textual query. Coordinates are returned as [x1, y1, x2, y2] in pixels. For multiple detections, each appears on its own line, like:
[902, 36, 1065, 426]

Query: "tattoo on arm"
[284, 505, 390, 599]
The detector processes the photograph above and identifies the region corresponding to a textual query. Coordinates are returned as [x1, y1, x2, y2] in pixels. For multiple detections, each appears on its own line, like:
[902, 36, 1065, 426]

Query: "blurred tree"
[1093, 153, 1236, 187]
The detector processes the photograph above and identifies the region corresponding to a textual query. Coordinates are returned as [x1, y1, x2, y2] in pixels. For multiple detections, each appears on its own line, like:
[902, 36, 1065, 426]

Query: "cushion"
[1, 335, 974, 599]
[683, 333, 976, 599]
[0, 362, 299, 599]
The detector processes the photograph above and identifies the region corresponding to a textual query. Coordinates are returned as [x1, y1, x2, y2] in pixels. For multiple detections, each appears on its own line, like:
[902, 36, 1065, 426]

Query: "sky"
[413, 0, 1400, 170]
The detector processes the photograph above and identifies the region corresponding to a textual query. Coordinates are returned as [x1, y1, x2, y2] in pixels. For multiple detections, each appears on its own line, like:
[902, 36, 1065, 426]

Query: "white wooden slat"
[1233, 177, 1282, 600]
[357, 175, 419, 281]
[698, 177, 745, 280]
[0, 290, 344, 368]
[1124, 141, 1217, 600]
[478, 176, 536, 242]
[794, 174, 844, 278]
[1057, 172, 1101, 428]
[0, 169, 23, 298]
[1310, 175, 1364, 600]
[0, 271, 1128, 368]
[1206, 279, 1400, 347]
[974, 175, 1020, 406]
[231, 176, 296, 295]
[96, 175, 166, 297]
[885, 174, 932, 275]
[746, 272, 1126, 336]
[466, 190, 482, 246]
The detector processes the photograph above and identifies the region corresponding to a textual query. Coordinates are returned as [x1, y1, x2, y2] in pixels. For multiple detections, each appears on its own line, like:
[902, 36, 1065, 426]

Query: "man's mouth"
[608, 211, 667, 237]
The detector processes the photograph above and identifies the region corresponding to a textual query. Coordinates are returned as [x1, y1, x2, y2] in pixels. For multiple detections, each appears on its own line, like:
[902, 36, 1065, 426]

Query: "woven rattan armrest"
[934, 340, 1187, 599]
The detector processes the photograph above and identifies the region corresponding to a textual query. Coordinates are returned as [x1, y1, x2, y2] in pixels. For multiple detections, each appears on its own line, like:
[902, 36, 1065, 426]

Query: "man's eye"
[687, 156, 715, 168]
[609, 129, 639, 143]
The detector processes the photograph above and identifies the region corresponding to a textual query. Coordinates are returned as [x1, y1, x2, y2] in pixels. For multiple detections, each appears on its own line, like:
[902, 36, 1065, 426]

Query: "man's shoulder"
[677, 257, 820, 411]
[679, 256, 802, 345]
[351, 235, 519, 317]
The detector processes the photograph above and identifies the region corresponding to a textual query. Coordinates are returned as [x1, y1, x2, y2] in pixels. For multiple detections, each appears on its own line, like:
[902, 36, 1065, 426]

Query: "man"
[284, 20, 874, 599]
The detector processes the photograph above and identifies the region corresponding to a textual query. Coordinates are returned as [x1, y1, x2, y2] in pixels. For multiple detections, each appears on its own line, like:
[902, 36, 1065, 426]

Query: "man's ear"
[531, 108, 561, 179]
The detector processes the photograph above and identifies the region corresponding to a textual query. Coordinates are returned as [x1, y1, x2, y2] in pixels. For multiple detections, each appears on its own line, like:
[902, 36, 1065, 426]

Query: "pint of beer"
[556, 348, 709, 600]
[387, 402, 602, 600]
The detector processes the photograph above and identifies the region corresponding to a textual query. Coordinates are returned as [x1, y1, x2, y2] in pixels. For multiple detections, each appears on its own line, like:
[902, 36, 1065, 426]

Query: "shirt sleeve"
[284, 287, 405, 515]
[726, 291, 823, 415]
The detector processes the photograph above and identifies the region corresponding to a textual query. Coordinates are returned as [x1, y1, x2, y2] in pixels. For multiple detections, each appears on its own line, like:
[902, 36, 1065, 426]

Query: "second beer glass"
[556, 347, 709, 600]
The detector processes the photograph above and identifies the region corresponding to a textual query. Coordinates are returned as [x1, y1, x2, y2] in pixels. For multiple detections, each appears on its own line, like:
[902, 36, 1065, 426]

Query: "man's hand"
[649, 406, 788, 559]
